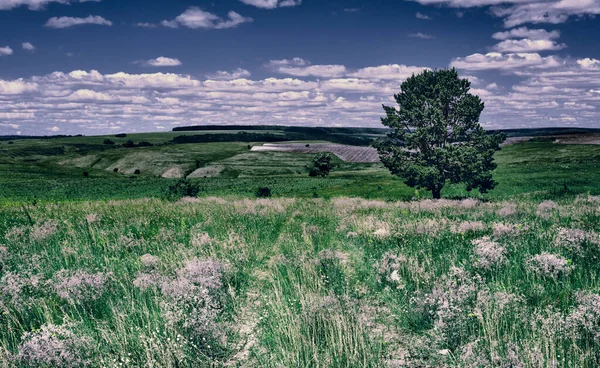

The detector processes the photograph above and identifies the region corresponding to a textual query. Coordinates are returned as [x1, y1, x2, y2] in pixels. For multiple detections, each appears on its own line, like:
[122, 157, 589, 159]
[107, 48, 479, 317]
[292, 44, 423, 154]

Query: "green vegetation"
[309, 152, 334, 177]
[1, 127, 600, 366]
[2, 197, 600, 366]
[377, 69, 505, 199]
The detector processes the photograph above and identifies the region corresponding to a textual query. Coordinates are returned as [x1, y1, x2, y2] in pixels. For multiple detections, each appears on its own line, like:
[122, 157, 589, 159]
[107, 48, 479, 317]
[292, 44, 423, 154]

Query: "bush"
[166, 179, 201, 200]
[113, 168, 118, 173]
[134, 169, 141, 175]
[256, 187, 272, 198]
[122, 140, 135, 148]
[115, 133, 127, 138]
[310, 153, 333, 177]
[83, 172, 89, 177]
[138, 141, 153, 147]
[103, 139, 115, 145]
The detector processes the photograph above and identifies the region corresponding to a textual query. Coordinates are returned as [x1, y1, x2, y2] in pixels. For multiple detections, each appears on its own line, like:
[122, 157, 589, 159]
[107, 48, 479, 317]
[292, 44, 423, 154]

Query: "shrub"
[82, 171, 89, 177]
[166, 179, 200, 200]
[134, 169, 141, 175]
[103, 139, 115, 145]
[310, 153, 334, 177]
[138, 141, 153, 147]
[122, 140, 135, 148]
[256, 187, 272, 198]
[113, 168, 118, 173]
[115, 133, 127, 138]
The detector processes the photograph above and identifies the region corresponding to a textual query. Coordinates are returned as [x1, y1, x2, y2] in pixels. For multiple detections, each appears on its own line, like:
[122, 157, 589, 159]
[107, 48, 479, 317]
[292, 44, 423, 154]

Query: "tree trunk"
[432, 187, 442, 199]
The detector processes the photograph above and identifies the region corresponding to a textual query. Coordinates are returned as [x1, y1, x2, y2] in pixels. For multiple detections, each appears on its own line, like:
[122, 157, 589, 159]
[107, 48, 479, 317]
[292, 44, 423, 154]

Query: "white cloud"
[267, 58, 346, 78]
[239, 0, 301, 9]
[0, 112, 35, 119]
[409, 32, 434, 39]
[451, 52, 562, 71]
[162, 7, 252, 29]
[492, 38, 566, 52]
[47, 125, 60, 132]
[577, 58, 600, 69]
[0, 79, 38, 94]
[45, 15, 112, 28]
[492, 27, 560, 40]
[413, 0, 600, 27]
[0, 0, 100, 11]
[21, 42, 35, 51]
[135, 22, 157, 28]
[206, 68, 251, 80]
[348, 64, 428, 80]
[144, 56, 182, 67]
[416, 12, 432, 19]
[0, 46, 13, 56]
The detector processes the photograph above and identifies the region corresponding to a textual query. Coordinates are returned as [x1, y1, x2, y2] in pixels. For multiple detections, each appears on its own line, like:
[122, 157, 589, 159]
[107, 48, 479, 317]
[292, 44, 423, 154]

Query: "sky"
[0, 0, 599, 135]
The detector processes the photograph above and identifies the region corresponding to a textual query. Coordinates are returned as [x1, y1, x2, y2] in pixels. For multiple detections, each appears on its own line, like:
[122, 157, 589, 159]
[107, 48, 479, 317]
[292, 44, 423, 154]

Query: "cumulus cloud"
[161, 7, 252, 29]
[413, 0, 600, 27]
[451, 52, 562, 70]
[0, 46, 12, 56]
[492, 27, 560, 40]
[0, 79, 39, 94]
[0, 0, 100, 11]
[45, 15, 112, 28]
[577, 58, 600, 69]
[144, 57, 182, 67]
[348, 64, 428, 80]
[21, 42, 35, 51]
[492, 38, 566, 52]
[239, 0, 301, 9]
[267, 58, 346, 78]
[206, 68, 251, 80]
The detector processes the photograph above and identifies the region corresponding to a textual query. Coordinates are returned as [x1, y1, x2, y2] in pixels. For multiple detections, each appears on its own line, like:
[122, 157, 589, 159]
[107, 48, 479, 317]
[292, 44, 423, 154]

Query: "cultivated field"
[251, 143, 380, 163]
[1, 197, 600, 367]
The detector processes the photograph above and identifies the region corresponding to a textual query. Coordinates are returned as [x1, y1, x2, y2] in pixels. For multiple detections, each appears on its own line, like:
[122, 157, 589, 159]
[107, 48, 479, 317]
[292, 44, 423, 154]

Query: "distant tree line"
[171, 131, 373, 146]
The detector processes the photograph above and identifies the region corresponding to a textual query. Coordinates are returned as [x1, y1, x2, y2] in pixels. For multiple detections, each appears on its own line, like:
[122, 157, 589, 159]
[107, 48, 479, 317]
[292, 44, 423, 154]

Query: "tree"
[375, 68, 505, 199]
[309, 153, 334, 177]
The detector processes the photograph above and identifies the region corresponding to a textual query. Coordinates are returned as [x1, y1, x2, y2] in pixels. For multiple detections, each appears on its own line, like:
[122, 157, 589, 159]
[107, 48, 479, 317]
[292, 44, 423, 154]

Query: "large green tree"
[375, 68, 505, 199]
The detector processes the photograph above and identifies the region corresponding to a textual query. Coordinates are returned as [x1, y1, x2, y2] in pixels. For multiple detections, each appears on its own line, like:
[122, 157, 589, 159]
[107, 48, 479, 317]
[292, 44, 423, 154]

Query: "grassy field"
[1, 130, 600, 366]
[1, 130, 600, 203]
[1, 197, 600, 367]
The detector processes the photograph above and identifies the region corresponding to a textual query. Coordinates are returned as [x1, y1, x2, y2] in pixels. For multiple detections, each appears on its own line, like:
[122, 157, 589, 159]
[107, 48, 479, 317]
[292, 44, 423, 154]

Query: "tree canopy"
[375, 68, 505, 199]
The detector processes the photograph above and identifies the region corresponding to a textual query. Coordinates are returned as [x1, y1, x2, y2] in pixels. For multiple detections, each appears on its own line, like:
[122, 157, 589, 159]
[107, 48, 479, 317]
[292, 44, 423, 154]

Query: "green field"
[1, 129, 600, 367]
[1, 129, 600, 203]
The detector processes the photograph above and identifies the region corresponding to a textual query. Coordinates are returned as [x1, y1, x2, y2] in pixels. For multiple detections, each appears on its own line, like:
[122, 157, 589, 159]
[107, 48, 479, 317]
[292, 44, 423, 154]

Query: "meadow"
[1, 197, 600, 367]
[1, 129, 600, 367]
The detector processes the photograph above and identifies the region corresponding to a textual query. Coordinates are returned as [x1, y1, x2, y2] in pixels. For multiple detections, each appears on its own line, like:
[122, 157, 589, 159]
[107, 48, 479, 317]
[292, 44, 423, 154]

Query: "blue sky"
[0, 0, 599, 135]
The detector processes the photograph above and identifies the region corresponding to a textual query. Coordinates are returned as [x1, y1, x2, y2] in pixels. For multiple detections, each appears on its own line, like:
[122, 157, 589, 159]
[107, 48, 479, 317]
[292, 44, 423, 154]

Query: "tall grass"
[1, 196, 600, 366]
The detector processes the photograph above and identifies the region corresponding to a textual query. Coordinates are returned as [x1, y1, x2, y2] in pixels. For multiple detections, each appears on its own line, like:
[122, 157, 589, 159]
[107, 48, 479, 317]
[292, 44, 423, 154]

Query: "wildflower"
[53, 269, 112, 302]
[133, 273, 161, 291]
[29, 221, 58, 243]
[555, 228, 600, 254]
[536, 200, 559, 218]
[492, 223, 521, 238]
[527, 253, 572, 279]
[374, 252, 407, 286]
[191, 232, 212, 247]
[565, 293, 600, 342]
[0, 271, 42, 304]
[451, 221, 486, 234]
[472, 237, 507, 270]
[85, 214, 100, 224]
[16, 323, 93, 368]
[497, 202, 517, 217]
[140, 254, 160, 269]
